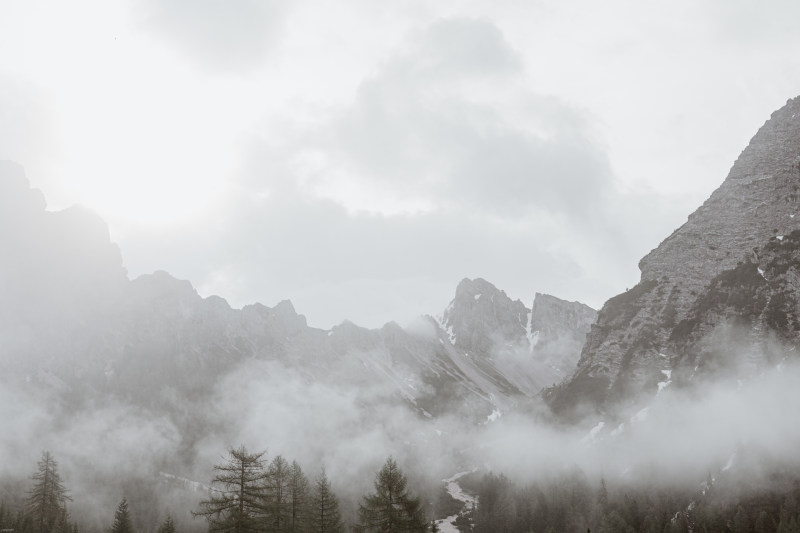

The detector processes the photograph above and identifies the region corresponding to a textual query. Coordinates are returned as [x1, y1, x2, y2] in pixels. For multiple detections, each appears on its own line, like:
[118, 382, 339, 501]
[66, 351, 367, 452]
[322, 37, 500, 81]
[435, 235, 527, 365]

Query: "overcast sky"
[2, 0, 800, 329]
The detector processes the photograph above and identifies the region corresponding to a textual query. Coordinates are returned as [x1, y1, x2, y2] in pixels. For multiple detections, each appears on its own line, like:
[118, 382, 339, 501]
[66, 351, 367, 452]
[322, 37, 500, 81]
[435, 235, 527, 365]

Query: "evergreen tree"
[754, 510, 771, 533]
[26, 451, 72, 533]
[264, 455, 292, 532]
[311, 469, 343, 533]
[111, 498, 133, 533]
[355, 457, 427, 533]
[732, 505, 750, 533]
[194, 446, 269, 533]
[288, 461, 310, 532]
[158, 514, 177, 533]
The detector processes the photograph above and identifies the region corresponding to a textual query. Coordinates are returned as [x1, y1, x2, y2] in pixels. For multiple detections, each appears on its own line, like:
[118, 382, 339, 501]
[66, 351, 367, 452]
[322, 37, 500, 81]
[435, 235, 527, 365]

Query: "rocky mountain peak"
[639, 97, 800, 302]
[441, 277, 528, 353]
[548, 96, 800, 419]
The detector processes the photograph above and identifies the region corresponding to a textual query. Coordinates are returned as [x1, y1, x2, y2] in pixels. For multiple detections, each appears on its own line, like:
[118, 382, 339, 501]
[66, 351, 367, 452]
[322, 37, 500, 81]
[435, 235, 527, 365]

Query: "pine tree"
[288, 461, 310, 532]
[111, 498, 133, 533]
[26, 451, 72, 533]
[194, 446, 269, 533]
[311, 469, 343, 533]
[355, 457, 428, 533]
[158, 514, 177, 533]
[264, 455, 292, 532]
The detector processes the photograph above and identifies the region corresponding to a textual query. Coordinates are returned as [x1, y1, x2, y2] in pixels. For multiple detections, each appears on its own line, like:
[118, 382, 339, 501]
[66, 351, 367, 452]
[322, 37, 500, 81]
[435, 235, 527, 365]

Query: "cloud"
[136, 0, 292, 73]
[106, 12, 690, 330]
[0, 78, 57, 175]
[291, 16, 613, 219]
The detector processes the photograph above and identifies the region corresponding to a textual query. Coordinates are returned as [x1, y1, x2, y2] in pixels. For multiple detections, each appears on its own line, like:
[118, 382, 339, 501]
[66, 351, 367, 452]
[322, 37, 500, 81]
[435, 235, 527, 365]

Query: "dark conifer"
[111, 498, 133, 533]
[355, 457, 427, 533]
[26, 451, 72, 533]
[194, 445, 269, 533]
[311, 468, 343, 533]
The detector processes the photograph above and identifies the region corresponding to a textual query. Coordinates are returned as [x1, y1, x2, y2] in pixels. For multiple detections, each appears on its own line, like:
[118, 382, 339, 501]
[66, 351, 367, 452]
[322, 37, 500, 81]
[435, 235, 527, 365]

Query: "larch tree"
[287, 461, 310, 532]
[264, 455, 292, 532]
[311, 468, 343, 533]
[111, 498, 134, 533]
[194, 446, 269, 533]
[26, 451, 72, 533]
[356, 457, 428, 533]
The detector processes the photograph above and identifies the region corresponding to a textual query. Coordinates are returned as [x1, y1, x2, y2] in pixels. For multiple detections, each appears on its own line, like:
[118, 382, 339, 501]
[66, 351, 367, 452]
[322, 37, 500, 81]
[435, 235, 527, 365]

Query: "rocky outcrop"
[441, 278, 529, 354]
[547, 97, 800, 419]
[530, 293, 597, 376]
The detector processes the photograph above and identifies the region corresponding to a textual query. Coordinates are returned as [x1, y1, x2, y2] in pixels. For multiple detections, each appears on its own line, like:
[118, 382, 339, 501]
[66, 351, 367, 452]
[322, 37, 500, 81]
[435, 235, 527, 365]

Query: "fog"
[4, 317, 800, 531]
[2, 167, 800, 530]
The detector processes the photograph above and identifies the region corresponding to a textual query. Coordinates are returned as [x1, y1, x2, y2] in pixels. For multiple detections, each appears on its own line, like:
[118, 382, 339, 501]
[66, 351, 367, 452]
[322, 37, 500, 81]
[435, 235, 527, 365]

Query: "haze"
[3, 1, 800, 328]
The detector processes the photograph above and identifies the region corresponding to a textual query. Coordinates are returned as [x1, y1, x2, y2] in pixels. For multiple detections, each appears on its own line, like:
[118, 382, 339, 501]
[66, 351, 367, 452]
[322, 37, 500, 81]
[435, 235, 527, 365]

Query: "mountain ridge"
[547, 96, 800, 419]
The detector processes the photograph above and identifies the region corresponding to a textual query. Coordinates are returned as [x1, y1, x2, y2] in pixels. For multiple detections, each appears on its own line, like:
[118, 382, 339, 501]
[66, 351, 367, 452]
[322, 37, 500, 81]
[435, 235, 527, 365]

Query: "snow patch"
[436, 470, 479, 533]
[474, 294, 481, 301]
[582, 421, 605, 443]
[722, 453, 736, 472]
[777, 235, 784, 241]
[487, 409, 502, 422]
[758, 267, 766, 279]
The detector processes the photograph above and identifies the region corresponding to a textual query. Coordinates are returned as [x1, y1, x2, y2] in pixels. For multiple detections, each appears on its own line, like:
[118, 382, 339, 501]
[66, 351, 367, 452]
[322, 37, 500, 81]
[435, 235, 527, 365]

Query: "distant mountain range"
[0, 159, 594, 436]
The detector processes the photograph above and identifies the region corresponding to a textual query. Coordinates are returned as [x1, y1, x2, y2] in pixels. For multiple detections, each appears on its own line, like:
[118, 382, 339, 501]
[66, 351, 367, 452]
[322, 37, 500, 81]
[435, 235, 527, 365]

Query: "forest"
[1, 449, 433, 533]
[6, 447, 800, 533]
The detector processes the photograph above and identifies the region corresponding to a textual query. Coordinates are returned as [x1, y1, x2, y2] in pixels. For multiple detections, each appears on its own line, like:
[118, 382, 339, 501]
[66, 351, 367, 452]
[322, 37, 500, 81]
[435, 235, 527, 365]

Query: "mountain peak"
[549, 95, 800, 419]
[442, 277, 528, 354]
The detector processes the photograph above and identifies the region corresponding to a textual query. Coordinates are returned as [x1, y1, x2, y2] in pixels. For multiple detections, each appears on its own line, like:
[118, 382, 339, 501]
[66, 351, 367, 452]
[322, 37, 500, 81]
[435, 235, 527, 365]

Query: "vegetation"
[111, 498, 134, 533]
[355, 457, 428, 533]
[26, 451, 73, 533]
[11, 449, 800, 533]
[455, 467, 800, 533]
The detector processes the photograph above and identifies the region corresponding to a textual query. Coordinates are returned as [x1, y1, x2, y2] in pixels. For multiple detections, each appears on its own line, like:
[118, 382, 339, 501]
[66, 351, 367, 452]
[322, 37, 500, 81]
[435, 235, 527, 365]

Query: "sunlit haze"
[3, 0, 800, 327]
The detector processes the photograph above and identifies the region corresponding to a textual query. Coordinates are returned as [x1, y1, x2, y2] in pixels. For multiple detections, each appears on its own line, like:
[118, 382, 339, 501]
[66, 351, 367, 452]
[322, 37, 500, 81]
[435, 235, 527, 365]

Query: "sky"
[2, 1, 800, 329]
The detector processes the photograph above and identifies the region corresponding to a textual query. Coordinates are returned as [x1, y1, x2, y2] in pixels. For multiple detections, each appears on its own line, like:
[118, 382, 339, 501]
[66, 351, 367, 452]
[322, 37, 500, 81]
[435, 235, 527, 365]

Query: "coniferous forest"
[6, 449, 800, 533]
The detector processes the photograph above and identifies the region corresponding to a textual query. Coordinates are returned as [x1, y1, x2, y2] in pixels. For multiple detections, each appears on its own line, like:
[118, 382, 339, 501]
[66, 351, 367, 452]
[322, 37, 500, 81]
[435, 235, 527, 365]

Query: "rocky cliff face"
[530, 293, 597, 377]
[437, 279, 597, 396]
[547, 97, 800, 419]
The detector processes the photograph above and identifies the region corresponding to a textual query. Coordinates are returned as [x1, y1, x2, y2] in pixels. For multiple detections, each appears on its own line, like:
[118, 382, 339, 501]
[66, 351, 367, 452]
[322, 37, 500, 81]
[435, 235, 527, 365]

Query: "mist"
[5, 314, 800, 531]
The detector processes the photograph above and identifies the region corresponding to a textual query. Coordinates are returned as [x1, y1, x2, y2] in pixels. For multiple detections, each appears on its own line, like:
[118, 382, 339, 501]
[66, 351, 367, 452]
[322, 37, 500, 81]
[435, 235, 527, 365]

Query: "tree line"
[454, 467, 800, 533]
[194, 446, 432, 533]
[3, 449, 436, 533]
[0, 450, 176, 533]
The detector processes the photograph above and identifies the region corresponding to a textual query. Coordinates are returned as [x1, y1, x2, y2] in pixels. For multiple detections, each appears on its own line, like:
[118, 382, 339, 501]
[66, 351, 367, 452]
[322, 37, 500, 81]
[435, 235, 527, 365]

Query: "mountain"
[0, 161, 595, 434]
[0, 164, 601, 528]
[546, 96, 800, 419]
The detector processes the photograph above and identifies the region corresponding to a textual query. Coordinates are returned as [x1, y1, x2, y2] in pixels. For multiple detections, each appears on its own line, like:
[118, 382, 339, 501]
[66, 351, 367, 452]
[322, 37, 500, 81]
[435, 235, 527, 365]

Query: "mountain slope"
[547, 96, 800, 418]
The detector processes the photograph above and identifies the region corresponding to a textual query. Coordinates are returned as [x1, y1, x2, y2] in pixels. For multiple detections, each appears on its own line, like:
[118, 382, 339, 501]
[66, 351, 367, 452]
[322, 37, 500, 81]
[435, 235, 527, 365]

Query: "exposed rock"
[547, 97, 800, 419]
[441, 277, 529, 354]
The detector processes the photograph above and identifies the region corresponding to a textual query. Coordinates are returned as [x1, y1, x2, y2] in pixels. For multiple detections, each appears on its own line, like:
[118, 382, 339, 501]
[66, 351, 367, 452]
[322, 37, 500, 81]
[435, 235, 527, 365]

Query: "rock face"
[442, 278, 529, 354]
[547, 97, 800, 419]
[438, 279, 597, 396]
[530, 293, 597, 377]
